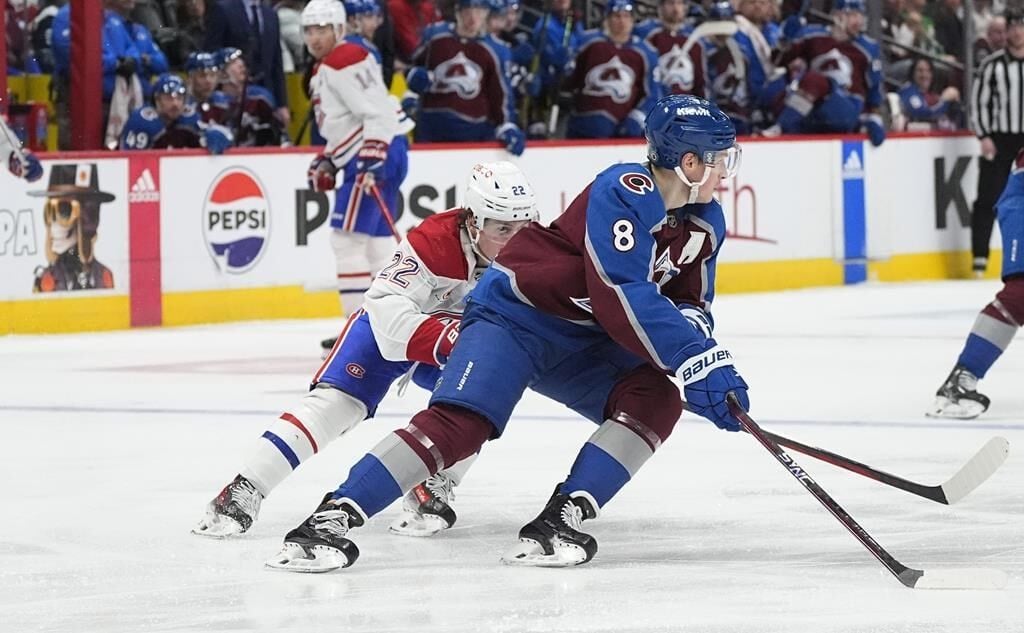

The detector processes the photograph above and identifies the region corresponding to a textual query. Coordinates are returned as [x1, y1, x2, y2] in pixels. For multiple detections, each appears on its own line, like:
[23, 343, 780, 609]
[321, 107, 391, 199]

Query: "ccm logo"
[346, 363, 366, 378]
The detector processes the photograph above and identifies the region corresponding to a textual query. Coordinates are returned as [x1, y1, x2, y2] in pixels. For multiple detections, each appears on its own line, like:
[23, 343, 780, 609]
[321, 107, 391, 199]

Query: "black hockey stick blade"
[726, 394, 1007, 590]
[761, 429, 1009, 505]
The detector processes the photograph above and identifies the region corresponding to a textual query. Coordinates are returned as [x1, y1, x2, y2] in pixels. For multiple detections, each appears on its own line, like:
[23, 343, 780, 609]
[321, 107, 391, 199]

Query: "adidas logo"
[129, 168, 160, 203]
[842, 149, 864, 179]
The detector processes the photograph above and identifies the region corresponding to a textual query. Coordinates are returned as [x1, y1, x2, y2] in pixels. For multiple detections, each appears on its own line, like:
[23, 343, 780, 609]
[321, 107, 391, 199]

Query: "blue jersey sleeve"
[857, 35, 883, 110]
[582, 165, 706, 372]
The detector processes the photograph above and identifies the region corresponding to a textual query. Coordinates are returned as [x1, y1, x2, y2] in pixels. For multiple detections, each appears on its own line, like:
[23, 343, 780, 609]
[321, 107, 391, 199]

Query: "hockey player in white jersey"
[1, 116, 43, 183]
[299, 0, 416, 353]
[192, 161, 538, 539]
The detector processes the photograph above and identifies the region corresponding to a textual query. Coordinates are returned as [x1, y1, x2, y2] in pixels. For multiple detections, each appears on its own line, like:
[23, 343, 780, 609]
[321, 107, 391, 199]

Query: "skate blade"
[264, 543, 348, 573]
[926, 396, 985, 420]
[500, 538, 588, 568]
[191, 513, 245, 539]
[388, 511, 450, 537]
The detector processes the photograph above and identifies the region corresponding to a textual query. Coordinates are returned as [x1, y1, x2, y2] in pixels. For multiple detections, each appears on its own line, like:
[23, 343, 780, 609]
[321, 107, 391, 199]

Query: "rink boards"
[0, 133, 997, 334]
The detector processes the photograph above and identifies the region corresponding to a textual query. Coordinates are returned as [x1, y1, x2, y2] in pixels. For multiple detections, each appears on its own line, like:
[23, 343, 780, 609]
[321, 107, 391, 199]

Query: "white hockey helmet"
[464, 161, 539, 224]
[302, 0, 347, 38]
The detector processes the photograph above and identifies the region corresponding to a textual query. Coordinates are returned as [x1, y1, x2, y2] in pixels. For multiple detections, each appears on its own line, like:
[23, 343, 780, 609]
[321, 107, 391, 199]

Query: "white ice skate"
[389, 473, 457, 537]
[192, 475, 263, 538]
[927, 366, 990, 420]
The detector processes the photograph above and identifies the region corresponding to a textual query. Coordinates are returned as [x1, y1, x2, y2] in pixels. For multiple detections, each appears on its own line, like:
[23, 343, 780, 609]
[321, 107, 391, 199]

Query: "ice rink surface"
[1, 280, 1022, 633]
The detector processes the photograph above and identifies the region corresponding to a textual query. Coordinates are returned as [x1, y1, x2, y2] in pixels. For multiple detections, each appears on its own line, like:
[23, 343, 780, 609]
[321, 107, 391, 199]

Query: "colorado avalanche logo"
[619, 172, 654, 195]
[810, 49, 854, 89]
[202, 167, 271, 274]
[434, 52, 483, 99]
[658, 45, 695, 92]
[583, 56, 636, 104]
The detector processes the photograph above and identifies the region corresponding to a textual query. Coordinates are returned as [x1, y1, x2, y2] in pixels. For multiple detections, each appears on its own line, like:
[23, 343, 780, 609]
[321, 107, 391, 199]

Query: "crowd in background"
[1, 0, 1014, 150]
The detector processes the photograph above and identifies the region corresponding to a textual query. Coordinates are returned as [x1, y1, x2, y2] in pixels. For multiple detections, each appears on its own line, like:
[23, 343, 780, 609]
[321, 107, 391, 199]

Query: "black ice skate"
[928, 365, 991, 420]
[389, 472, 458, 537]
[265, 495, 365, 573]
[501, 488, 598, 567]
[192, 474, 264, 538]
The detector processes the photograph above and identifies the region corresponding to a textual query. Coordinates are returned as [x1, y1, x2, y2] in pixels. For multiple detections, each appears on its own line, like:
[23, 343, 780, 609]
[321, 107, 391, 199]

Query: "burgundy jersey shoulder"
[406, 210, 469, 280]
[321, 42, 371, 71]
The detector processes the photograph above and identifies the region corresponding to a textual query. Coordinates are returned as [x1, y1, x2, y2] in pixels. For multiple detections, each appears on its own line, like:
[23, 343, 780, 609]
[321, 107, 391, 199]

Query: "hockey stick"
[367, 181, 401, 242]
[0, 116, 30, 174]
[546, 10, 574, 135]
[762, 429, 1009, 505]
[726, 394, 1007, 589]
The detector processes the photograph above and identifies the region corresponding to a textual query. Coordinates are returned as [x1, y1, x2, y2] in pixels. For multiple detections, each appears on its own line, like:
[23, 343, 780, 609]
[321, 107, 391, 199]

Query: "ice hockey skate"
[192, 474, 263, 538]
[501, 489, 598, 567]
[928, 365, 991, 419]
[265, 496, 365, 573]
[389, 472, 458, 537]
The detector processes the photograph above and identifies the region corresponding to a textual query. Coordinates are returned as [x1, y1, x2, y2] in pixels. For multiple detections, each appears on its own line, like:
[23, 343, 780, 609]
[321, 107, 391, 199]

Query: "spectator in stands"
[276, 0, 305, 73]
[109, 0, 171, 97]
[928, 0, 964, 60]
[903, 9, 946, 57]
[975, 14, 1007, 63]
[167, 0, 209, 68]
[204, 0, 290, 126]
[389, 0, 441, 66]
[132, 0, 180, 55]
[898, 56, 962, 130]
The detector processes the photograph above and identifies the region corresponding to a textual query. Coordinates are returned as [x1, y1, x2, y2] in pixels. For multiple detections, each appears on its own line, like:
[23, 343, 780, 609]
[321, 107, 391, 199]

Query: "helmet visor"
[704, 144, 742, 179]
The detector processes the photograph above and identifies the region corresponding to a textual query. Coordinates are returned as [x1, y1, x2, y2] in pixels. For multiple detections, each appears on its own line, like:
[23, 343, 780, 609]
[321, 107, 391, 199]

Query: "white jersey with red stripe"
[363, 209, 486, 366]
[310, 41, 414, 170]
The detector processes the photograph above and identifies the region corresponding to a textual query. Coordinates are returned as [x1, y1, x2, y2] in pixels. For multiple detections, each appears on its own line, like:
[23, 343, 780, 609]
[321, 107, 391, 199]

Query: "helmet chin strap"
[466, 222, 493, 264]
[673, 164, 711, 205]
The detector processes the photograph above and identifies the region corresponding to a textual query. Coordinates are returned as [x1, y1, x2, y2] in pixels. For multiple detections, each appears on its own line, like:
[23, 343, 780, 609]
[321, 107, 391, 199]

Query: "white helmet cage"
[463, 161, 539, 225]
[301, 0, 347, 40]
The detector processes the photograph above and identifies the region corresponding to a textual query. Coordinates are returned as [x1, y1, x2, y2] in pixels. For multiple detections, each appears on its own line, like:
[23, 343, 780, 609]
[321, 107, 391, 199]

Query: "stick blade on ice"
[909, 568, 1009, 590]
[941, 437, 1010, 504]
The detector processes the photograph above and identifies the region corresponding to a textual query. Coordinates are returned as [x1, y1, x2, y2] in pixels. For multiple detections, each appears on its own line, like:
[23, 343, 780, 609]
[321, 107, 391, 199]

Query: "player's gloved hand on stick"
[307, 154, 338, 192]
[8, 150, 43, 182]
[859, 112, 886, 147]
[496, 124, 526, 156]
[202, 124, 233, 155]
[435, 321, 460, 365]
[355, 139, 389, 176]
[405, 66, 434, 94]
[115, 56, 138, 79]
[678, 339, 750, 432]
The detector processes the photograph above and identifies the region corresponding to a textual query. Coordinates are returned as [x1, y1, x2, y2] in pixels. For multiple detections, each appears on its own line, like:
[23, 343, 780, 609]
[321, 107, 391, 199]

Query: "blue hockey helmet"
[605, 0, 635, 16]
[153, 73, 188, 98]
[215, 47, 244, 68]
[833, 0, 866, 13]
[486, 0, 507, 14]
[645, 94, 740, 197]
[706, 0, 734, 21]
[185, 51, 218, 73]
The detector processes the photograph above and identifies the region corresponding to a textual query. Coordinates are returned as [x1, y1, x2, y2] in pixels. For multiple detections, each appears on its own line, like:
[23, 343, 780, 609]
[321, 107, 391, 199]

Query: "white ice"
[1, 280, 1021, 633]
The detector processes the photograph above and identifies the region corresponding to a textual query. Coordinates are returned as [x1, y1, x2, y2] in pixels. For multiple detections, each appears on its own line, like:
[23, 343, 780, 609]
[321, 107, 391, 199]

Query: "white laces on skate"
[560, 501, 584, 531]
[229, 478, 262, 519]
[424, 473, 454, 504]
[312, 509, 351, 538]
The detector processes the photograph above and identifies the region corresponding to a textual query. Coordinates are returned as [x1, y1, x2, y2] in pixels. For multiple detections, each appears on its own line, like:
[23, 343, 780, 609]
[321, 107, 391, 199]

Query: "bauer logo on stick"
[202, 167, 271, 274]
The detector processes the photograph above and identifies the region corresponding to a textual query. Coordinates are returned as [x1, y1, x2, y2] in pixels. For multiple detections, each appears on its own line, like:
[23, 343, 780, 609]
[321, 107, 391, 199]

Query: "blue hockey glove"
[405, 66, 434, 94]
[401, 92, 420, 119]
[615, 114, 644, 138]
[860, 113, 886, 147]
[8, 150, 43, 182]
[307, 153, 338, 192]
[202, 124, 233, 155]
[355, 139, 389, 176]
[678, 340, 750, 432]
[496, 123, 525, 156]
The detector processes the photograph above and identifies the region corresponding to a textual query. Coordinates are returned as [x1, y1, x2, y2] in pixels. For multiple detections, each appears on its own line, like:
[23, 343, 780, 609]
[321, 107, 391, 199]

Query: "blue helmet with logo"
[153, 73, 188, 98]
[706, 0, 734, 21]
[215, 47, 244, 68]
[833, 0, 866, 13]
[185, 51, 218, 73]
[605, 0, 634, 16]
[645, 94, 736, 170]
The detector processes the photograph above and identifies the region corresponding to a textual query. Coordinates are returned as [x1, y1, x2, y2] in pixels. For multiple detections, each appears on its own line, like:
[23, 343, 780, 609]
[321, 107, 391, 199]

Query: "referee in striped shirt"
[970, 8, 1024, 276]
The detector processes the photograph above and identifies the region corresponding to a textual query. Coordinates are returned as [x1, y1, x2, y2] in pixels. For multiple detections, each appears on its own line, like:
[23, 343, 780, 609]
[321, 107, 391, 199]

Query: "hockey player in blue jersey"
[344, 0, 384, 64]
[119, 74, 233, 153]
[264, 94, 748, 572]
[193, 160, 539, 539]
[930, 147, 1024, 419]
